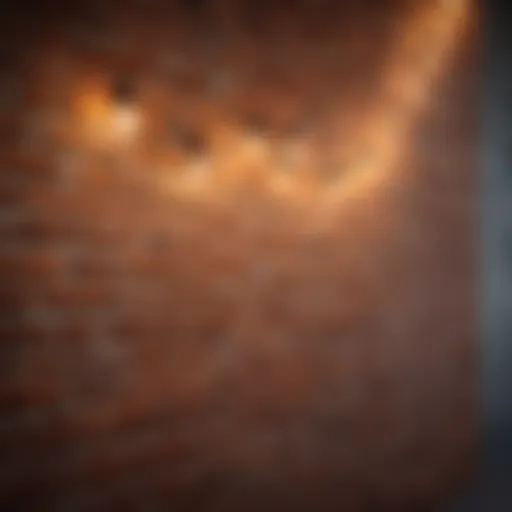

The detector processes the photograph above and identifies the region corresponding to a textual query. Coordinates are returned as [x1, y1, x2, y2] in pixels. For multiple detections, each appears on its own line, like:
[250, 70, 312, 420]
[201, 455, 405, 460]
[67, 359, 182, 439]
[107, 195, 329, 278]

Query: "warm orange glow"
[72, 78, 142, 150]
[110, 105, 141, 142]
[164, 155, 215, 199]
[69, 0, 471, 211]
[168, 0, 470, 208]
[322, 0, 470, 210]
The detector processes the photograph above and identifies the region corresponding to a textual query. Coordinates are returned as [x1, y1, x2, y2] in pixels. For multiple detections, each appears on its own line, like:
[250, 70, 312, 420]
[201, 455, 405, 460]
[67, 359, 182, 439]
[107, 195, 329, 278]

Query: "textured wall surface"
[0, 1, 477, 510]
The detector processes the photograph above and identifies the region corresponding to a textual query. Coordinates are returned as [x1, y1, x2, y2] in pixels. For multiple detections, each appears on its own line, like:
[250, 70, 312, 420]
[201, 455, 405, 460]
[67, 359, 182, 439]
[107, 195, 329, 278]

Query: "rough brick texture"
[0, 1, 477, 510]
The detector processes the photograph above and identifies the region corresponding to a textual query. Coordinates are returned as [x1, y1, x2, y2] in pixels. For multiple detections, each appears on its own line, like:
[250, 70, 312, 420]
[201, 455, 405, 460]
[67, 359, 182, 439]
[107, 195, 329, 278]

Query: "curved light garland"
[68, 0, 472, 215]
[320, 0, 471, 207]
[164, 0, 472, 207]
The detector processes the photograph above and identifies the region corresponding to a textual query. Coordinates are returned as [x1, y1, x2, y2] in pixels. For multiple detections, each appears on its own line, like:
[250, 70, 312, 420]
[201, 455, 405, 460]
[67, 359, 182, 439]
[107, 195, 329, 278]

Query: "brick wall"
[0, 1, 477, 510]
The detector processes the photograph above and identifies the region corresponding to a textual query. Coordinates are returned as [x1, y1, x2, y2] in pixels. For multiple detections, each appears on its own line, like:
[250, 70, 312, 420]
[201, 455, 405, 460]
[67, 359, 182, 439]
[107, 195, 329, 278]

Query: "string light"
[70, 0, 470, 208]
[321, 0, 470, 209]
[73, 74, 142, 149]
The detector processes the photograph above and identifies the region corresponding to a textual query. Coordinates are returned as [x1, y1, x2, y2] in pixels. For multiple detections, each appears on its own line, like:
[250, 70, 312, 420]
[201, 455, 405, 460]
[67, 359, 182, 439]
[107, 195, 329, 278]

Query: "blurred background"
[0, 0, 501, 510]
[444, 0, 512, 509]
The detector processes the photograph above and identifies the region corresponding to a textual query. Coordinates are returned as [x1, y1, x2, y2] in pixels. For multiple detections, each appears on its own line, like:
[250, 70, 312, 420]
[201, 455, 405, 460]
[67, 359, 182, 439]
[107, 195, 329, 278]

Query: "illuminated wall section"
[0, 1, 477, 510]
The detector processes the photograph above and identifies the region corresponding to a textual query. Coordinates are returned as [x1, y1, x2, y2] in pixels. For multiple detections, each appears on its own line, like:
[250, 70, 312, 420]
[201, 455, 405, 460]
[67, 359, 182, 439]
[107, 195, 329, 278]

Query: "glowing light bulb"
[110, 104, 141, 143]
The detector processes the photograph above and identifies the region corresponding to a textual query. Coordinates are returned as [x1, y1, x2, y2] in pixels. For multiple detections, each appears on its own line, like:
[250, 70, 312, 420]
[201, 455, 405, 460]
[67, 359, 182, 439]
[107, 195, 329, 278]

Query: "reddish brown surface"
[0, 1, 477, 510]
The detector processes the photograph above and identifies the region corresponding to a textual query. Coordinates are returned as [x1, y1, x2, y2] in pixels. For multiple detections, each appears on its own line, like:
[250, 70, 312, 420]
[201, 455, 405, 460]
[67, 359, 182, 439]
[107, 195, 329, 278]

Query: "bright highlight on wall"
[71, 76, 143, 149]
[69, 0, 471, 209]
[323, 0, 471, 207]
